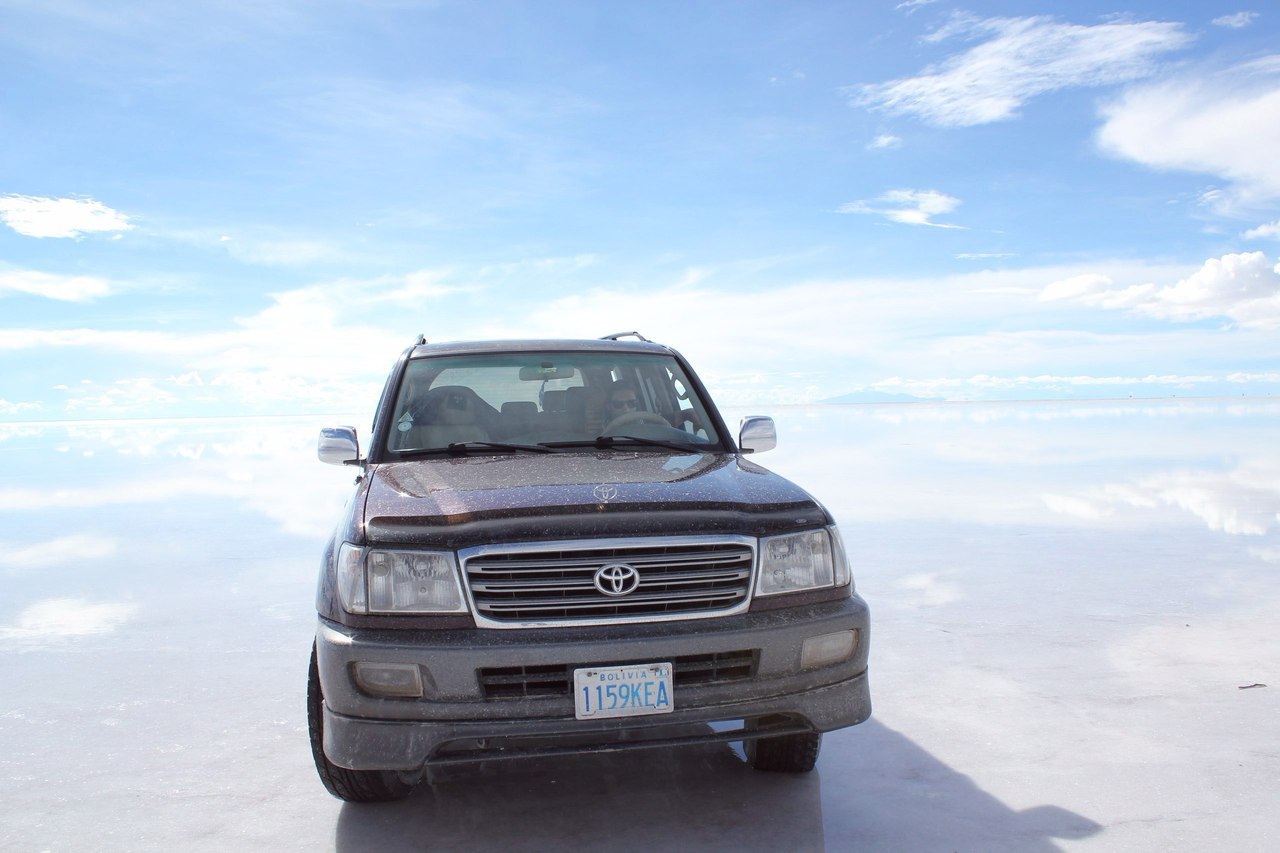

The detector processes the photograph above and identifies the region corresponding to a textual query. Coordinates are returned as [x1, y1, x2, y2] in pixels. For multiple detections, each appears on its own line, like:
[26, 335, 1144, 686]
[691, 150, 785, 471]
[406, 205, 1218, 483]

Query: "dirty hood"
[361, 450, 826, 547]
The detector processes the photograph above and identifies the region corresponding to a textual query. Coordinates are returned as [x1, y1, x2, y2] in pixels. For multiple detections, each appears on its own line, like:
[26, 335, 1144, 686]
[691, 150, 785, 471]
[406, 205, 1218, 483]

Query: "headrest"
[542, 389, 566, 411]
[426, 386, 480, 425]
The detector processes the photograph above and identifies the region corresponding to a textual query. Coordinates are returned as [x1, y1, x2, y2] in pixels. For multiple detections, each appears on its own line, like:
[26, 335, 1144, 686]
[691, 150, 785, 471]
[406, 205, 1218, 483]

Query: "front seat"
[408, 386, 491, 448]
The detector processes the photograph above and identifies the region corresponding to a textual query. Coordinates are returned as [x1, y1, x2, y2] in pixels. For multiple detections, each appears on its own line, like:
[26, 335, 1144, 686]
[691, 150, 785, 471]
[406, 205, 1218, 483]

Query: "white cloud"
[471, 260, 1245, 398]
[3, 256, 1275, 413]
[0, 269, 113, 302]
[220, 237, 344, 267]
[0, 399, 42, 416]
[281, 79, 515, 145]
[1153, 253, 1280, 325]
[867, 134, 902, 150]
[838, 189, 963, 228]
[477, 254, 597, 278]
[0, 598, 137, 639]
[0, 269, 444, 413]
[1097, 57, 1280, 207]
[873, 373, 1221, 400]
[35, 267, 473, 415]
[1042, 493, 1106, 521]
[271, 270, 480, 314]
[160, 227, 352, 268]
[854, 15, 1190, 127]
[62, 377, 182, 414]
[0, 328, 197, 353]
[1040, 273, 1110, 302]
[0, 195, 132, 239]
[1244, 221, 1280, 240]
[1041, 252, 1280, 329]
[1227, 371, 1280, 383]
[1211, 12, 1258, 29]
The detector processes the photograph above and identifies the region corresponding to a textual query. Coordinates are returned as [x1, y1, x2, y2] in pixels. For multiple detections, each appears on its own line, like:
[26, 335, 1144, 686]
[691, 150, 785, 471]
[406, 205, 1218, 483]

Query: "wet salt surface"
[1, 400, 1276, 851]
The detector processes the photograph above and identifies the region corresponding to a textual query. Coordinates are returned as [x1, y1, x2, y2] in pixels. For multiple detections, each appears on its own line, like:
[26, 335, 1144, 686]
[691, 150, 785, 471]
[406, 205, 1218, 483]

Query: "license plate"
[573, 662, 673, 720]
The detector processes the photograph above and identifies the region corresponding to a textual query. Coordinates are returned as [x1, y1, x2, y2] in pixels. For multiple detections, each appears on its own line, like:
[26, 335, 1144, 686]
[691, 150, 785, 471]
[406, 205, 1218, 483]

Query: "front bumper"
[315, 595, 871, 771]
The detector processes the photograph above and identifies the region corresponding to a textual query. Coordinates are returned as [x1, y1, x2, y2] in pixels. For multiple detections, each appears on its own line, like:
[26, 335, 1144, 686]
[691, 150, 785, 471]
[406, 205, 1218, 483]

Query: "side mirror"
[318, 426, 361, 466]
[738, 416, 776, 454]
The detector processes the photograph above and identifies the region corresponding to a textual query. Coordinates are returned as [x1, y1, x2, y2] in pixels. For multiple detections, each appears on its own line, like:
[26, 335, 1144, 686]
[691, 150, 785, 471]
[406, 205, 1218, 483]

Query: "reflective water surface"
[1, 400, 1276, 851]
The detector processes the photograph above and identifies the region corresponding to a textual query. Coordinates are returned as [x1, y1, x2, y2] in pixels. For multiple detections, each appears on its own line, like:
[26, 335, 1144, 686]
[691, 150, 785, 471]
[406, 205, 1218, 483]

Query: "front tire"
[747, 731, 822, 773]
[307, 645, 417, 802]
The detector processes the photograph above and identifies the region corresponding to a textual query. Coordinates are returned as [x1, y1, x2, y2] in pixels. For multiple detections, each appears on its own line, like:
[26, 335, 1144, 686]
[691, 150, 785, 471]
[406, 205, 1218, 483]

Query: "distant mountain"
[820, 390, 942, 404]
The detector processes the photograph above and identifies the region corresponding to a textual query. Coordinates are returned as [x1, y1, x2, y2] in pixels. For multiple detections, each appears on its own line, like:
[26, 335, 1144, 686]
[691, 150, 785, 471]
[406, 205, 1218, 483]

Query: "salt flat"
[1, 400, 1276, 852]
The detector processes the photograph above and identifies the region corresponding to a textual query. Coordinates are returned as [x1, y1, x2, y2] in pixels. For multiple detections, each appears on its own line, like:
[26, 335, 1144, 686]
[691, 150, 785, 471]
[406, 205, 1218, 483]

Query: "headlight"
[334, 543, 467, 615]
[829, 525, 852, 588]
[756, 527, 852, 596]
[336, 542, 367, 612]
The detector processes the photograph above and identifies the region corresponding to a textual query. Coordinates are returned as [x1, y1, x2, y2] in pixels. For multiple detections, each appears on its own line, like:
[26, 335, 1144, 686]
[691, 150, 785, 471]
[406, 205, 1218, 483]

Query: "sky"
[2, 0, 1278, 421]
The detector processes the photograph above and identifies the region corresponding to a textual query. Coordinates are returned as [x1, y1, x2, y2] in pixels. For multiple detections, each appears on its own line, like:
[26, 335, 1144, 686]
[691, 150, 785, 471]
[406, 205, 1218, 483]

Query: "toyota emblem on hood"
[593, 484, 619, 502]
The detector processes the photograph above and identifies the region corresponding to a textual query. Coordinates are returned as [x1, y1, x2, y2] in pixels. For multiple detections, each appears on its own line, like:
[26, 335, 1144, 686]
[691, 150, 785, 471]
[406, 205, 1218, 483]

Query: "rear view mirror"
[738, 416, 776, 454]
[318, 426, 360, 466]
[518, 364, 576, 381]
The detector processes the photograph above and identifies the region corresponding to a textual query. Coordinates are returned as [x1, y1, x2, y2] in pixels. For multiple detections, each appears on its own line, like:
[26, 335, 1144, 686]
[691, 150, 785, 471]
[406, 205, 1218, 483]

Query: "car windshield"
[384, 351, 725, 454]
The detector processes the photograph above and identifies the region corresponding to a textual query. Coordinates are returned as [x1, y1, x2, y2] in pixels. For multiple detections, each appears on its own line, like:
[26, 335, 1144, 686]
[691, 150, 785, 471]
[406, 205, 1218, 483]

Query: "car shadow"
[333, 719, 1101, 851]
[821, 720, 1103, 850]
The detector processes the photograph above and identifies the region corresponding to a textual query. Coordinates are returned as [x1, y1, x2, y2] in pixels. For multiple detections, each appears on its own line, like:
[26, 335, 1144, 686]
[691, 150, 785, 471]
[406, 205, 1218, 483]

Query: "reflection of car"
[309, 333, 871, 801]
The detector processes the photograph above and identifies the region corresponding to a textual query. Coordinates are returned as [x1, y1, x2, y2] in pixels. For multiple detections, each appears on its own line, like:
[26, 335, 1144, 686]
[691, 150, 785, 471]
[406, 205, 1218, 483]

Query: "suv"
[309, 333, 871, 801]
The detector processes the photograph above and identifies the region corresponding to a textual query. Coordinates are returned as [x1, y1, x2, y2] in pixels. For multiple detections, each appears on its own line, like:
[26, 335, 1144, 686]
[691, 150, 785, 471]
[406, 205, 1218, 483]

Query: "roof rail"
[414, 334, 427, 345]
[600, 331, 650, 342]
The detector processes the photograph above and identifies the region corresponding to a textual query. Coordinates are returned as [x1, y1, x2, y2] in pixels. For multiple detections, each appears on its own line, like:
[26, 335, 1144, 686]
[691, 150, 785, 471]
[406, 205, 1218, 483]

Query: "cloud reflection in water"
[0, 598, 138, 641]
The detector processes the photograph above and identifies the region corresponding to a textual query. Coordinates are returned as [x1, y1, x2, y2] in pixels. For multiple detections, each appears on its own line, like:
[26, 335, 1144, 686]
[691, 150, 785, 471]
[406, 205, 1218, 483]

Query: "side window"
[670, 372, 690, 401]
[664, 366, 709, 439]
[638, 367, 679, 421]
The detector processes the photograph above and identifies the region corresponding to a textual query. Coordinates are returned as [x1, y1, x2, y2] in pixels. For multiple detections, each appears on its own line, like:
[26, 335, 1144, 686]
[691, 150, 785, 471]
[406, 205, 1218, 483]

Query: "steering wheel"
[603, 410, 669, 434]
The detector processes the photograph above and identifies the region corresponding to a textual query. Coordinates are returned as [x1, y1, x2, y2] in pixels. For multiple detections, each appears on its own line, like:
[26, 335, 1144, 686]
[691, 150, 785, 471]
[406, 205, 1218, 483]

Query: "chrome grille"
[461, 536, 756, 627]
[478, 650, 759, 700]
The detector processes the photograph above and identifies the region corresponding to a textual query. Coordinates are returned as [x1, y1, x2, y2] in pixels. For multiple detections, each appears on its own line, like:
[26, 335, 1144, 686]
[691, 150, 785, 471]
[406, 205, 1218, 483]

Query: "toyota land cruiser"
[309, 333, 871, 801]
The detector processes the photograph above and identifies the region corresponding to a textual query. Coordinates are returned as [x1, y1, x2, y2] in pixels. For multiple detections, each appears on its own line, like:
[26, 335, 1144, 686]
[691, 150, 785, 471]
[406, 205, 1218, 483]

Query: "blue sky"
[2, 0, 1278, 420]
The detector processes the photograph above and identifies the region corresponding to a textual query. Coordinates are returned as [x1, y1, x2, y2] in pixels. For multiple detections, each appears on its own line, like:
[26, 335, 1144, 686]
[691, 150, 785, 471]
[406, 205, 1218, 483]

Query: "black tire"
[747, 731, 822, 773]
[307, 645, 417, 802]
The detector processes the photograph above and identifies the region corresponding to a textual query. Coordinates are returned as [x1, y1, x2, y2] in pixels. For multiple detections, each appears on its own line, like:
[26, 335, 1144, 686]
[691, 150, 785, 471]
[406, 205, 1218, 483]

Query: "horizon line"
[2, 393, 1278, 429]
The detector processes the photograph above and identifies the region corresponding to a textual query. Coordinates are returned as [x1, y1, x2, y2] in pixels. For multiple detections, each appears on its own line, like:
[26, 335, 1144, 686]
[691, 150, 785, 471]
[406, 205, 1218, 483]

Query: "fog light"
[801, 630, 857, 670]
[352, 662, 424, 698]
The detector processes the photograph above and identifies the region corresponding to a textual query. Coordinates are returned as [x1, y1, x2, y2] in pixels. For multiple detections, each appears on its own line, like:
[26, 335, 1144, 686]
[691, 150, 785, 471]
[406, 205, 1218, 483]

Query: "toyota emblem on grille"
[593, 563, 641, 596]
[593, 484, 619, 503]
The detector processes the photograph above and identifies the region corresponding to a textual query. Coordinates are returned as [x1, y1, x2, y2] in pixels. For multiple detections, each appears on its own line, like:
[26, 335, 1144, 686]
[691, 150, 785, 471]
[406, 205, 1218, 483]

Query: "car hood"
[361, 450, 827, 548]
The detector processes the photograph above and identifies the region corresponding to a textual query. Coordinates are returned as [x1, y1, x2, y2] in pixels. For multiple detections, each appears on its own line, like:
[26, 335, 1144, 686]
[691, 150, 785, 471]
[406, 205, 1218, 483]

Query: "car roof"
[407, 338, 674, 358]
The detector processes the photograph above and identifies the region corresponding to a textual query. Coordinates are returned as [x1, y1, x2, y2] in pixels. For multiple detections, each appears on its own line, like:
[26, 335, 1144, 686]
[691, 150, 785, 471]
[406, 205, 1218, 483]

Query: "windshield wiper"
[397, 441, 556, 457]
[447, 441, 556, 454]
[542, 435, 710, 453]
